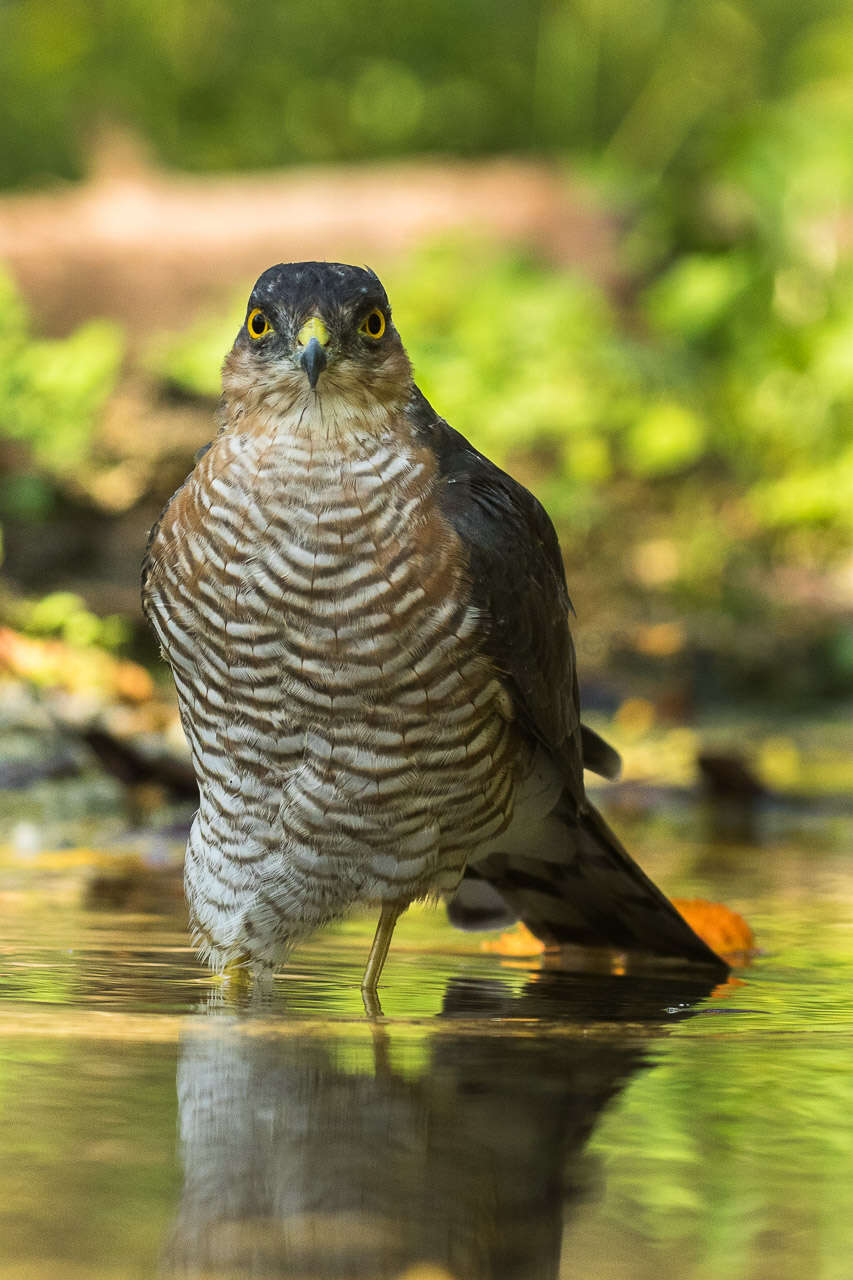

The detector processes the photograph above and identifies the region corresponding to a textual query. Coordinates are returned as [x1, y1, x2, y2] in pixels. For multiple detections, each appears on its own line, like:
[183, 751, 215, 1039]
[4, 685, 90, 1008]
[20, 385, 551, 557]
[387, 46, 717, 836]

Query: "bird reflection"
[163, 969, 717, 1280]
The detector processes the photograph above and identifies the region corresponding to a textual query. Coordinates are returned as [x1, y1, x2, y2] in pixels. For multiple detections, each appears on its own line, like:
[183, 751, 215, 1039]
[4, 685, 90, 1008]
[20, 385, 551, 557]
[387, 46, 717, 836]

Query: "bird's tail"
[449, 794, 727, 972]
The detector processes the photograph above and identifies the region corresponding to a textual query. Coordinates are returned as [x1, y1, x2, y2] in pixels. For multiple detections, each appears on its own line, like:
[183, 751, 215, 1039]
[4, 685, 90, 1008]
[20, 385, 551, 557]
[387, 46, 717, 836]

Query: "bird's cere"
[296, 316, 330, 348]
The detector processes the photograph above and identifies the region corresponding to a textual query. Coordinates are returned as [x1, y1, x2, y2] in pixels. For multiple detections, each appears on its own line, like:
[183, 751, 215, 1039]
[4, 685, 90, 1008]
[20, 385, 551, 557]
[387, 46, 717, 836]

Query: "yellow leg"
[216, 953, 274, 1006]
[361, 902, 405, 995]
[220, 952, 253, 992]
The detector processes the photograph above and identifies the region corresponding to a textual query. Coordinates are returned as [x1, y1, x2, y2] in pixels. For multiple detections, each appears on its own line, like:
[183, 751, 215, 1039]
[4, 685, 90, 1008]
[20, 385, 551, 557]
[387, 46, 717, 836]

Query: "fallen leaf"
[671, 897, 756, 963]
[480, 922, 545, 957]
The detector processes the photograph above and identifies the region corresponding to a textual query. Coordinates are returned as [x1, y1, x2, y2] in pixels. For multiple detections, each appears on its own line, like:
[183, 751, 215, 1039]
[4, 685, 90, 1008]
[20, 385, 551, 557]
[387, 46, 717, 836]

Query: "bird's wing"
[580, 724, 621, 779]
[412, 394, 585, 798]
[411, 393, 725, 972]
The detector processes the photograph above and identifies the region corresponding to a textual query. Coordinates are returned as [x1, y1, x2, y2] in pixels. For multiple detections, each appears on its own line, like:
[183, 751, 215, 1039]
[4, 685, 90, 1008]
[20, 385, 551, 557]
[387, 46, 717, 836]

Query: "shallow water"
[1, 829, 852, 1280]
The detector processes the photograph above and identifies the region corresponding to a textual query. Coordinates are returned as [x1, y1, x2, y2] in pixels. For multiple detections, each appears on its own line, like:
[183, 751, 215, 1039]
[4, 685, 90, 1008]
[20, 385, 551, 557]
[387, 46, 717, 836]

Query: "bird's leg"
[217, 953, 274, 1006]
[361, 902, 406, 997]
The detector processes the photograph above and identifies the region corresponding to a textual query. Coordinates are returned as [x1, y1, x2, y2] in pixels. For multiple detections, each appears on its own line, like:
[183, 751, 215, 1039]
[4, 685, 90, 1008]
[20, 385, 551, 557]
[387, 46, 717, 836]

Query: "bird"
[142, 260, 725, 994]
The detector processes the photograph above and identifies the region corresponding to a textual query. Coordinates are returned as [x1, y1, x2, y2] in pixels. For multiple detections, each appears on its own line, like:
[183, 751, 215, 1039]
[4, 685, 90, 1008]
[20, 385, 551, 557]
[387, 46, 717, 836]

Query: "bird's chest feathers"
[173, 421, 473, 692]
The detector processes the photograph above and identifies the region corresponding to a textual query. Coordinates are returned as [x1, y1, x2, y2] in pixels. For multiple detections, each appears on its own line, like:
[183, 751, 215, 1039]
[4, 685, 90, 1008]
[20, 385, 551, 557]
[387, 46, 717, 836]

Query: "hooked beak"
[297, 316, 330, 389]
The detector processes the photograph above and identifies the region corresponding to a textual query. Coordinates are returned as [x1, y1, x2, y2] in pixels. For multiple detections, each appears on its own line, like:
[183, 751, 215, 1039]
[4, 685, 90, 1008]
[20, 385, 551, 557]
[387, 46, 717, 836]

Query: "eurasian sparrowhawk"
[142, 261, 724, 992]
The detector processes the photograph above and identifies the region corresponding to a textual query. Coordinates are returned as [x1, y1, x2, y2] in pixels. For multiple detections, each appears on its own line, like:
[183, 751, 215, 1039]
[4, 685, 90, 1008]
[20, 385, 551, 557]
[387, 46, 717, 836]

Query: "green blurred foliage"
[0, 268, 123, 484]
[22, 590, 129, 650]
[1, 0, 852, 198]
[0, 268, 123, 572]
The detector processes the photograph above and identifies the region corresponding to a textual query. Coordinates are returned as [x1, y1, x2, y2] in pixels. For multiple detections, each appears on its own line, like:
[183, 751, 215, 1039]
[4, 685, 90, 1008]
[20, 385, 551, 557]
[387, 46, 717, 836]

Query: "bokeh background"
[1, 0, 852, 808]
[1, 10, 853, 1278]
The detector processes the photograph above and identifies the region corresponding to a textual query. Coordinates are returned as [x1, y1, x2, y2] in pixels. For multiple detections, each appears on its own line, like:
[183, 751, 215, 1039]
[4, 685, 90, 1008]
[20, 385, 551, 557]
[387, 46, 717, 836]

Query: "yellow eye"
[247, 307, 272, 340]
[360, 308, 386, 339]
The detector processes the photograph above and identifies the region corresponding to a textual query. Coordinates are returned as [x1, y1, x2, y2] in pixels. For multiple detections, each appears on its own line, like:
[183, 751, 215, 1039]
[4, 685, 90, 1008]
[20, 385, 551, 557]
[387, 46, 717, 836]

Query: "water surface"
[1, 831, 851, 1280]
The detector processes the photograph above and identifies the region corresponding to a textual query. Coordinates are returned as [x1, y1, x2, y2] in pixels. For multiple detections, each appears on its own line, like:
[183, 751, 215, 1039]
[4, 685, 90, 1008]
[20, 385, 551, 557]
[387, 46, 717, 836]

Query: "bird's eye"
[359, 309, 386, 339]
[247, 307, 272, 340]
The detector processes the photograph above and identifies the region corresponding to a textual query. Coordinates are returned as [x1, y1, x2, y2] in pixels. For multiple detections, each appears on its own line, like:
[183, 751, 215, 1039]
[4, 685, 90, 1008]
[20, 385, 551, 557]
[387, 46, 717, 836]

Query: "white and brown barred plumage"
[142, 262, 724, 985]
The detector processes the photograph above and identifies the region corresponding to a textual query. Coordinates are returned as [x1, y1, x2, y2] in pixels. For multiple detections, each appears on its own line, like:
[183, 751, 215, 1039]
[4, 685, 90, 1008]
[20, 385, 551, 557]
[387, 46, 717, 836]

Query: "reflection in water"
[164, 972, 717, 1280]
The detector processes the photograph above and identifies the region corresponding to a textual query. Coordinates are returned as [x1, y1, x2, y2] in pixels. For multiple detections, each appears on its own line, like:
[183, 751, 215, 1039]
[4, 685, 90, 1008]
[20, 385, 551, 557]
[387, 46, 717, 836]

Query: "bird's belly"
[181, 577, 518, 876]
[146, 430, 524, 963]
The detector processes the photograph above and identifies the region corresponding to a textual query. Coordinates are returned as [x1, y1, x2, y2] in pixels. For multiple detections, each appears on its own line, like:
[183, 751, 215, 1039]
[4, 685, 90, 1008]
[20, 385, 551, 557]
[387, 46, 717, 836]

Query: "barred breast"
[143, 408, 526, 969]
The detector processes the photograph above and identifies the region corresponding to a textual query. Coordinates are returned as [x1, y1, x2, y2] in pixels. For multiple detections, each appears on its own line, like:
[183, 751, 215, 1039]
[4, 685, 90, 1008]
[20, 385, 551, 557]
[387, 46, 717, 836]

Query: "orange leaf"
[480, 922, 546, 957]
[671, 897, 755, 963]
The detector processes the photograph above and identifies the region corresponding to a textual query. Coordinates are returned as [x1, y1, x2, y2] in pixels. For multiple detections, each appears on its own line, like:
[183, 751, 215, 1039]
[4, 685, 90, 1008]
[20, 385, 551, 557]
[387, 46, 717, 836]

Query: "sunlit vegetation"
[1, 0, 852, 706]
[1, 0, 852, 188]
[0, 269, 123, 524]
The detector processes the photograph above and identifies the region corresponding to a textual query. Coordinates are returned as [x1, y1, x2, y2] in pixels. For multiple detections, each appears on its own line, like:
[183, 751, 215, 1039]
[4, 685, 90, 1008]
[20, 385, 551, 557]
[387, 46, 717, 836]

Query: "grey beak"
[300, 337, 327, 389]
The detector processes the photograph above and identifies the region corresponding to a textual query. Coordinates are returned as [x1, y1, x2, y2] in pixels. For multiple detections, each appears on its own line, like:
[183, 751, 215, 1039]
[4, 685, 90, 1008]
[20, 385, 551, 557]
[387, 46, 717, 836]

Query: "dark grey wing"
[410, 392, 585, 797]
[580, 724, 621, 779]
[410, 391, 725, 972]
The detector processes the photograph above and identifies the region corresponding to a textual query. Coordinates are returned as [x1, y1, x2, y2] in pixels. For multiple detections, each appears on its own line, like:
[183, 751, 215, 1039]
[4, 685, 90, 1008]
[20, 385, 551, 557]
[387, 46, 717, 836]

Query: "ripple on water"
[1, 836, 853, 1279]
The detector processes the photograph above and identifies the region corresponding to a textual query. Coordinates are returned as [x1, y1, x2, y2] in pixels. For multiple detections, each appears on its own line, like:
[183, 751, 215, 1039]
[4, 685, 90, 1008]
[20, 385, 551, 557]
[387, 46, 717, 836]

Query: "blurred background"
[1, 0, 852, 828]
[1, 9, 853, 1278]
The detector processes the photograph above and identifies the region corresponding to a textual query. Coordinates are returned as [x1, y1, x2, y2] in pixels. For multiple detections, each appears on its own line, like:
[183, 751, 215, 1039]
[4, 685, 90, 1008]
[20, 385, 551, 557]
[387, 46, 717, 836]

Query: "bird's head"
[222, 262, 412, 420]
